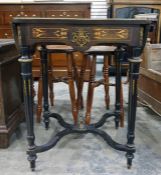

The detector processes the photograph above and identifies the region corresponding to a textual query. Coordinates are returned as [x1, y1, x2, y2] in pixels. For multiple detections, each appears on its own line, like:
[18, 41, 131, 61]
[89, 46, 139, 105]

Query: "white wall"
[0, 0, 21, 2]
[0, 0, 30, 2]
[64, 0, 108, 18]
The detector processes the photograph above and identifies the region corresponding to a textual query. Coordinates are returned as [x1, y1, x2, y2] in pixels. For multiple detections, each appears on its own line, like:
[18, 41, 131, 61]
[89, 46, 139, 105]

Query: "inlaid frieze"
[93, 28, 129, 40]
[32, 28, 68, 39]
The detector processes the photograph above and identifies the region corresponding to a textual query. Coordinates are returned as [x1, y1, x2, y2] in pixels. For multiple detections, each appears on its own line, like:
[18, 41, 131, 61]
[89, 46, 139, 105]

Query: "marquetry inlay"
[29, 25, 144, 50]
[32, 27, 130, 41]
[93, 28, 129, 40]
[32, 28, 68, 39]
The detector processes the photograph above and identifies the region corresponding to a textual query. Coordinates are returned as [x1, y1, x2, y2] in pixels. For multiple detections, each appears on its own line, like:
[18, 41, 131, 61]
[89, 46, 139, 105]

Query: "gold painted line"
[32, 36, 67, 39]
[23, 80, 27, 96]
[18, 58, 33, 63]
[28, 79, 31, 96]
[128, 58, 142, 63]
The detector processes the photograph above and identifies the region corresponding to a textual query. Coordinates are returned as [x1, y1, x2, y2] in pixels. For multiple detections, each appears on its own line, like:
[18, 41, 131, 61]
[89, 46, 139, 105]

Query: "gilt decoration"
[71, 29, 90, 47]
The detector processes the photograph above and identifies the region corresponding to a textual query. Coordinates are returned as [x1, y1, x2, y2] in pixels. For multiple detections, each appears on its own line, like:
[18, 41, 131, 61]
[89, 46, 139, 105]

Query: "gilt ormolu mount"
[12, 18, 150, 171]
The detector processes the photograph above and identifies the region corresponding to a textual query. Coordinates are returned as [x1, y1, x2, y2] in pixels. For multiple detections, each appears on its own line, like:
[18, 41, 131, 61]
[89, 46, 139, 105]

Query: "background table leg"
[40, 46, 50, 129]
[126, 55, 142, 168]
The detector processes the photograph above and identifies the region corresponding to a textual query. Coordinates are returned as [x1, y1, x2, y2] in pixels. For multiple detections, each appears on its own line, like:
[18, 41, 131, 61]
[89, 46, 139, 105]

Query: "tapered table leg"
[103, 55, 110, 109]
[48, 72, 54, 107]
[40, 46, 50, 129]
[19, 46, 37, 171]
[114, 48, 123, 129]
[120, 84, 124, 127]
[126, 56, 142, 169]
[48, 55, 54, 107]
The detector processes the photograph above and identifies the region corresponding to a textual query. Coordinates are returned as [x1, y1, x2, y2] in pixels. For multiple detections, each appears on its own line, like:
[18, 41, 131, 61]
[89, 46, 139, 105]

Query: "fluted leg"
[40, 46, 50, 129]
[19, 46, 37, 171]
[85, 54, 96, 125]
[67, 52, 78, 125]
[103, 55, 110, 109]
[126, 56, 142, 169]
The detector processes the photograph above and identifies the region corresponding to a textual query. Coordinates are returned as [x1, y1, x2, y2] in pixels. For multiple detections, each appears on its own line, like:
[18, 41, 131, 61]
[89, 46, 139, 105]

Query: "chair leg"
[71, 55, 84, 109]
[103, 55, 110, 109]
[120, 83, 124, 127]
[85, 54, 96, 125]
[67, 52, 78, 125]
[76, 54, 88, 111]
[36, 78, 43, 123]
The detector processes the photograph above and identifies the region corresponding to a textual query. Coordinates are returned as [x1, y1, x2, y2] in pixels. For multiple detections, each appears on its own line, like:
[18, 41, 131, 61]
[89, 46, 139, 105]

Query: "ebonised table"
[12, 18, 150, 171]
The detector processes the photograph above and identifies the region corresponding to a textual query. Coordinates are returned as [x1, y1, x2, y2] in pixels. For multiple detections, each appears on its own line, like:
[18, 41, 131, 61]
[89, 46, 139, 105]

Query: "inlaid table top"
[12, 18, 150, 55]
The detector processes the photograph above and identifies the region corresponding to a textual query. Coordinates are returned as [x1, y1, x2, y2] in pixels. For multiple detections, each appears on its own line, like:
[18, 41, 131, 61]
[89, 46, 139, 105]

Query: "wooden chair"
[36, 45, 78, 124]
[77, 46, 124, 127]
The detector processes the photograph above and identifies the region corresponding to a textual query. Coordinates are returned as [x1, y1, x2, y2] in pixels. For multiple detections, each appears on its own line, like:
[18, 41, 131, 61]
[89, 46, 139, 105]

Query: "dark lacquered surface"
[12, 18, 150, 54]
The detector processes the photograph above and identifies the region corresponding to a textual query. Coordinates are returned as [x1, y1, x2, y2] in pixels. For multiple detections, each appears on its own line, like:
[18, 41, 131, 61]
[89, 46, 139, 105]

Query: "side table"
[12, 18, 150, 170]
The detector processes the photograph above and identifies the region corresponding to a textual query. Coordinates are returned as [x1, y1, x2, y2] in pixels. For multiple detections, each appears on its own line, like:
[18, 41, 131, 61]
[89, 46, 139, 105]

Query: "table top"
[12, 18, 150, 56]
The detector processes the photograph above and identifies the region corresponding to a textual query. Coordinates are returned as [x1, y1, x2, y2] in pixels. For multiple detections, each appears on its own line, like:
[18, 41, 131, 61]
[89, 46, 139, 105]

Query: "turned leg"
[126, 56, 142, 169]
[67, 52, 78, 125]
[72, 54, 84, 109]
[19, 46, 37, 171]
[36, 77, 43, 123]
[103, 55, 110, 109]
[85, 54, 96, 125]
[40, 46, 50, 129]
[75, 54, 88, 127]
[77, 54, 88, 112]
[114, 48, 123, 129]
